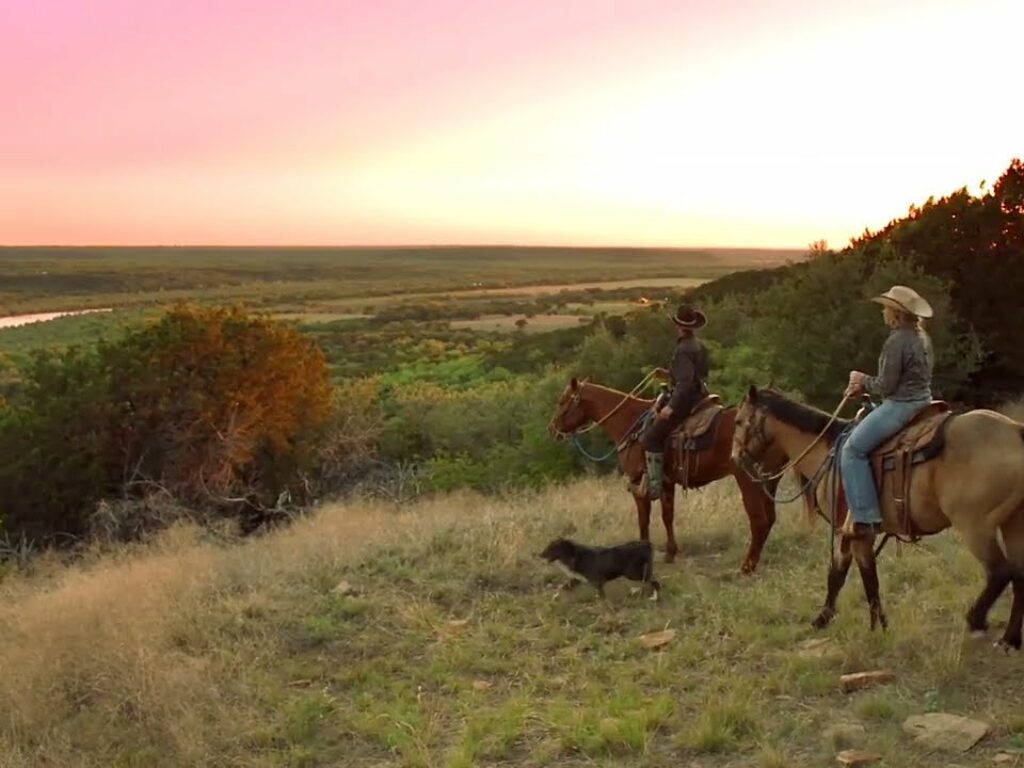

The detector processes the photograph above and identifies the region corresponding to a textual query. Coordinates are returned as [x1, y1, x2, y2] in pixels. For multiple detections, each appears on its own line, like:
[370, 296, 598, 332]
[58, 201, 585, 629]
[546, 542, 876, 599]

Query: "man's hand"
[653, 367, 670, 380]
[656, 406, 674, 421]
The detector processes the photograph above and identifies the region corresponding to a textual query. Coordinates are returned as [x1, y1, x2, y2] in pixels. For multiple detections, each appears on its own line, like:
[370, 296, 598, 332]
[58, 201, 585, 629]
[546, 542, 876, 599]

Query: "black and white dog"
[539, 538, 660, 601]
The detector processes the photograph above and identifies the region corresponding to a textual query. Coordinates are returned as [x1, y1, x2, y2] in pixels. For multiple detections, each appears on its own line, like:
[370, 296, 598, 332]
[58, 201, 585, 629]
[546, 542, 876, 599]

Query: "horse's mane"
[756, 388, 849, 441]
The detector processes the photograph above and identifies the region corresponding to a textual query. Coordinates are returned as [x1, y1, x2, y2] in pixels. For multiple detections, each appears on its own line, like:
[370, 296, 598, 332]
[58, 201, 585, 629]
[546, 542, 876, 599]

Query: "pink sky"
[1, 0, 1020, 247]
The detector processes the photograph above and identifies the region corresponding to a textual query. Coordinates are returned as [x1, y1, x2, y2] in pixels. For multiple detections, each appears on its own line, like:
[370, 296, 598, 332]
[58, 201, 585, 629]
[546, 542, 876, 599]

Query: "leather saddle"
[868, 400, 953, 535]
[670, 394, 724, 453]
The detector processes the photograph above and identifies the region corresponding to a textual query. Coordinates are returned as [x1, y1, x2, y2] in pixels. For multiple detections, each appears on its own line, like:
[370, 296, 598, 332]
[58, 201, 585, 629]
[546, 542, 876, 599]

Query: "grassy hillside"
[2, 477, 1022, 767]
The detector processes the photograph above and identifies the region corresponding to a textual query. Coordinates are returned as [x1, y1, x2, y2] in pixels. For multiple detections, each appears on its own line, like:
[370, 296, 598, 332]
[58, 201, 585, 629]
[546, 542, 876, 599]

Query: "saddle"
[670, 394, 723, 453]
[848, 401, 953, 538]
[871, 401, 952, 532]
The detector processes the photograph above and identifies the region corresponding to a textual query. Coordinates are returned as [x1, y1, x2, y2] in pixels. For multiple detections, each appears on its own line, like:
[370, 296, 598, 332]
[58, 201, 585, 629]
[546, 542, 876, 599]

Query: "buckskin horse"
[548, 377, 803, 573]
[732, 386, 1024, 650]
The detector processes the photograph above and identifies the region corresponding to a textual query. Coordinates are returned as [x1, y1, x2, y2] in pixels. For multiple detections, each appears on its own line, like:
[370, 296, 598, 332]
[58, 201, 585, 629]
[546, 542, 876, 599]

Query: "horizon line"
[0, 242, 809, 252]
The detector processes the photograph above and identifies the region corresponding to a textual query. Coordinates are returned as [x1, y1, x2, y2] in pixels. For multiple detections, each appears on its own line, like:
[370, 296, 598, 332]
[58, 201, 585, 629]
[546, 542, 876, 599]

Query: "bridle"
[738, 395, 851, 485]
[548, 370, 660, 440]
[547, 387, 586, 440]
[734, 404, 774, 481]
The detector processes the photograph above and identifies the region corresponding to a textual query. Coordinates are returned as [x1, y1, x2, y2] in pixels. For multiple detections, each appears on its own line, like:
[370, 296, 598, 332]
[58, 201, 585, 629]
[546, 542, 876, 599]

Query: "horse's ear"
[747, 384, 758, 403]
[570, 377, 578, 390]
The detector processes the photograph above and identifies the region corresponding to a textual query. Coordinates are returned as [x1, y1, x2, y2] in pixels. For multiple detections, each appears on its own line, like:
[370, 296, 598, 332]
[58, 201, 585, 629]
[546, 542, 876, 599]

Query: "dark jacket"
[667, 335, 709, 416]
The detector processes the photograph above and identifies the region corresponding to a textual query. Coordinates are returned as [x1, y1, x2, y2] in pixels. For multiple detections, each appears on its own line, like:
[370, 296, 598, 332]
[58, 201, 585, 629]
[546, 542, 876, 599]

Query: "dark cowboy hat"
[670, 304, 707, 329]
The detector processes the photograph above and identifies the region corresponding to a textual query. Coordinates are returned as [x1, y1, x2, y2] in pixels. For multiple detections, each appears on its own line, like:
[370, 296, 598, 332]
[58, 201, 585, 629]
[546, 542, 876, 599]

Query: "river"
[0, 308, 113, 330]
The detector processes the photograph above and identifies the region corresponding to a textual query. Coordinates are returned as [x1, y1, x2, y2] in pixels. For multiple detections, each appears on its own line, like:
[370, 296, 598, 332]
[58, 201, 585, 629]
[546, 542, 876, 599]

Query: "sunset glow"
[2, 0, 1021, 247]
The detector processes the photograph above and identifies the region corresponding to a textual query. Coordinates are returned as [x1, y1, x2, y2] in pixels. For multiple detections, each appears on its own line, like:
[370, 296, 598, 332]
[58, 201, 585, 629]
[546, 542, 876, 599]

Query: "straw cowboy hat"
[670, 304, 707, 329]
[870, 285, 933, 318]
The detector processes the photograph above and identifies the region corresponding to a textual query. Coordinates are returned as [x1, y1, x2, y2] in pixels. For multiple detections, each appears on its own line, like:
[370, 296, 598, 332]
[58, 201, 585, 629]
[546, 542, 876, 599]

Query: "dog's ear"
[570, 377, 578, 391]
[747, 384, 758, 403]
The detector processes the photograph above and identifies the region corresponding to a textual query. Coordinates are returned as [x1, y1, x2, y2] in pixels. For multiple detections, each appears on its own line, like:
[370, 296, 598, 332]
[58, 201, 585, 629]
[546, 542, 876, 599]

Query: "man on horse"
[641, 304, 710, 498]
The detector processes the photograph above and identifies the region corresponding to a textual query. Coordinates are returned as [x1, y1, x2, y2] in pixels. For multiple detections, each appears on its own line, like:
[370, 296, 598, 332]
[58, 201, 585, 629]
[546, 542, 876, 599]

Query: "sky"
[1, 0, 1021, 248]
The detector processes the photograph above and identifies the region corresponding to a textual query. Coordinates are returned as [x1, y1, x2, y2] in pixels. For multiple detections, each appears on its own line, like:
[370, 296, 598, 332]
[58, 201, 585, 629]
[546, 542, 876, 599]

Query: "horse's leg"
[634, 494, 652, 543]
[733, 467, 775, 575]
[996, 511, 1024, 650]
[1000, 579, 1024, 651]
[812, 537, 854, 629]
[852, 536, 887, 631]
[961, 527, 1013, 635]
[661, 484, 678, 563]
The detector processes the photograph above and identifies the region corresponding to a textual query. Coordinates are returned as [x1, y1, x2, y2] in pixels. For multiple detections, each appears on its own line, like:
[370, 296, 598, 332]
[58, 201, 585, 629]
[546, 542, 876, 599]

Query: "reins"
[750, 394, 851, 483]
[570, 409, 651, 463]
[556, 370, 661, 462]
[569, 369, 660, 435]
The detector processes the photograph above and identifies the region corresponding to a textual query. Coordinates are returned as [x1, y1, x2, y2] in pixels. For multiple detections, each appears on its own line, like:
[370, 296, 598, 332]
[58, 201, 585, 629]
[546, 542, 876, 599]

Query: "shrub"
[0, 305, 333, 543]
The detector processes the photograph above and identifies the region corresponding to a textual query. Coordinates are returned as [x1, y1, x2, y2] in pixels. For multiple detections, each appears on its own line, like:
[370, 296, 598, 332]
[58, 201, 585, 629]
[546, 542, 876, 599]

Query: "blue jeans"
[841, 398, 930, 524]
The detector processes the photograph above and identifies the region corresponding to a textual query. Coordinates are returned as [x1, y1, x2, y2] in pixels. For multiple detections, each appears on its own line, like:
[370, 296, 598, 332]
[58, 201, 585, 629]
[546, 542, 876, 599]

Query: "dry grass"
[1, 478, 1022, 767]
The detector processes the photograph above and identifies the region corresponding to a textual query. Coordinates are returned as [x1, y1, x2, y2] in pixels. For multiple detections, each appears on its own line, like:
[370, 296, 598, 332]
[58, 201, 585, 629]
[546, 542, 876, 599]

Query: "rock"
[471, 680, 492, 691]
[902, 713, 990, 753]
[836, 749, 883, 766]
[840, 670, 896, 692]
[994, 751, 1022, 764]
[824, 723, 867, 748]
[639, 629, 676, 649]
[436, 618, 471, 640]
[798, 637, 835, 658]
[331, 580, 358, 596]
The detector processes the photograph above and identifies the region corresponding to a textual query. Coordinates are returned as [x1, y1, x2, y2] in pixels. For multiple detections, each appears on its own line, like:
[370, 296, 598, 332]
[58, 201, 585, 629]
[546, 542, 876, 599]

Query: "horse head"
[548, 377, 591, 439]
[732, 385, 775, 469]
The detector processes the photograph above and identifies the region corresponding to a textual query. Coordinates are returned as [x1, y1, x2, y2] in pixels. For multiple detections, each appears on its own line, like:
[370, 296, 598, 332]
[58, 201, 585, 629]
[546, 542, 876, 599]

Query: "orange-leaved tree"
[104, 304, 333, 504]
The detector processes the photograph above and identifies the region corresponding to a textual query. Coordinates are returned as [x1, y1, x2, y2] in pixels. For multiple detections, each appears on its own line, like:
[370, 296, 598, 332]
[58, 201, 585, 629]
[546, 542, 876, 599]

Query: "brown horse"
[548, 377, 797, 572]
[732, 386, 1024, 650]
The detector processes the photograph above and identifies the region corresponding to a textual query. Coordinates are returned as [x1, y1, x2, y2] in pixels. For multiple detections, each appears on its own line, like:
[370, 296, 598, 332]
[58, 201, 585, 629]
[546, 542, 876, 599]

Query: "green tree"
[750, 251, 981, 406]
[0, 305, 333, 543]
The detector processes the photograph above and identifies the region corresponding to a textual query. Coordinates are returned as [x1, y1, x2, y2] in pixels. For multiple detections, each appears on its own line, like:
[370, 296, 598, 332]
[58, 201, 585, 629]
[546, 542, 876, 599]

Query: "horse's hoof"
[664, 552, 677, 564]
[995, 637, 1021, 653]
[739, 563, 755, 577]
[812, 610, 834, 630]
[969, 629, 988, 640]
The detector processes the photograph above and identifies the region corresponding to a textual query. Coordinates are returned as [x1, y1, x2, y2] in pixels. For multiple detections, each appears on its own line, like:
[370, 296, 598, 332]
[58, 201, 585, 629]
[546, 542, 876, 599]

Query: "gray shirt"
[864, 327, 933, 402]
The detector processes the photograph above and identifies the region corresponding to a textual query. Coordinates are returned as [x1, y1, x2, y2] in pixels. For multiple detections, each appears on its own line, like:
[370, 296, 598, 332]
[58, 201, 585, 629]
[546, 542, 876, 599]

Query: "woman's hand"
[845, 370, 866, 396]
[656, 406, 674, 421]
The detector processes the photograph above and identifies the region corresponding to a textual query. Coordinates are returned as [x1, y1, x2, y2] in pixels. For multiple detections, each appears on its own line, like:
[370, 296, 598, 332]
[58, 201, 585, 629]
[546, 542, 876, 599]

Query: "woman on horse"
[843, 285, 935, 538]
[642, 305, 710, 498]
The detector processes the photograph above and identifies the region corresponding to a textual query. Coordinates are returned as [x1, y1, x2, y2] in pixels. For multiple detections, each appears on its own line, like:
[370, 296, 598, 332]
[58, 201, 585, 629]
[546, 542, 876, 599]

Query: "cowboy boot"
[645, 451, 664, 499]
